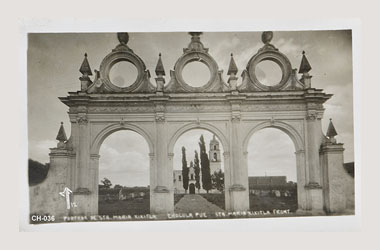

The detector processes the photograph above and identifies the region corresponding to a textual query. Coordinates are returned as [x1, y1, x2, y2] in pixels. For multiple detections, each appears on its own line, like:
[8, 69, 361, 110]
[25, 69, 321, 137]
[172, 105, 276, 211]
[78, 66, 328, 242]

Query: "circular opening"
[255, 60, 283, 86]
[182, 61, 211, 87]
[109, 61, 138, 88]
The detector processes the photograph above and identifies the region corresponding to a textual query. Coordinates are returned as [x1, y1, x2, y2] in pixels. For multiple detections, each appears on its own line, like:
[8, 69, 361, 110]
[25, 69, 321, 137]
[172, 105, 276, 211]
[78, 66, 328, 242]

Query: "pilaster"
[228, 99, 249, 211]
[320, 143, 346, 213]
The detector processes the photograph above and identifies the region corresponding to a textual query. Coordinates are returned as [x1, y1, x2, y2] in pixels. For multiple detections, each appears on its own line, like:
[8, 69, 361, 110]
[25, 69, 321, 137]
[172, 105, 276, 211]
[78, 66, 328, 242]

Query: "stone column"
[75, 114, 90, 190]
[295, 150, 308, 212]
[72, 113, 92, 216]
[228, 109, 249, 211]
[223, 151, 231, 211]
[320, 143, 346, 213]
[88, 154, 100, 215]
[304, 111, 324, 214]
[150, 112, 173, 214]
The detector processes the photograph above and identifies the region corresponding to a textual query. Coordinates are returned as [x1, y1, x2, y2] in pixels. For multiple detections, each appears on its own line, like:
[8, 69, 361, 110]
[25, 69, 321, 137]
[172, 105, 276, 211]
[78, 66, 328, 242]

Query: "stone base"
[296, 208, 325, 216]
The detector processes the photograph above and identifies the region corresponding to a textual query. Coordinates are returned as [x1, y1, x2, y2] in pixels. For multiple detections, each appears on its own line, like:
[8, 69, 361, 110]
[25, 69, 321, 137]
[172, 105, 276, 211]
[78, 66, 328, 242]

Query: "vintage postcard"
[24, 28, 356, 229]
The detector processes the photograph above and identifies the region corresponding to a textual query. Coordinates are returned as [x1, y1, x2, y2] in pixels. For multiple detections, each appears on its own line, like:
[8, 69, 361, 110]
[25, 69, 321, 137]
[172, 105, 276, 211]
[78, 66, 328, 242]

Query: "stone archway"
[242, 121, 307, 212]
[167, 122, 230, 209]
[31, 31, 349, 220]
[89, 123, 154, 215]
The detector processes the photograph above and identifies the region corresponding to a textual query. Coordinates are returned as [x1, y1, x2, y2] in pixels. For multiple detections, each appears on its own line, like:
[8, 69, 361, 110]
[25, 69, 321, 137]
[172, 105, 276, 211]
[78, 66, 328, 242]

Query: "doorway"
[189, 183, 195, 194]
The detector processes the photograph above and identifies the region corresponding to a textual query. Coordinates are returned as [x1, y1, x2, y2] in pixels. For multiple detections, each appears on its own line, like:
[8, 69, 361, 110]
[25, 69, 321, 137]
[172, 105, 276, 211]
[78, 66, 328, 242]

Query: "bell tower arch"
[209, 134, 222, 174]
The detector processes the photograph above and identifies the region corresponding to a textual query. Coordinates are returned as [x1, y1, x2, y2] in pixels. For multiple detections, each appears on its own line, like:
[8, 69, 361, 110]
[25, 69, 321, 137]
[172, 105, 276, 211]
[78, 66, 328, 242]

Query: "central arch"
[168, 122, 229, 155]
[168, 122, 229, 211]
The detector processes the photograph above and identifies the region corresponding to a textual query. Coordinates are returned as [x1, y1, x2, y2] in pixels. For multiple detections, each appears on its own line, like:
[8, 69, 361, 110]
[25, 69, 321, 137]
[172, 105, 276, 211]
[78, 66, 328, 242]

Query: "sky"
[27, 30, 354, 187]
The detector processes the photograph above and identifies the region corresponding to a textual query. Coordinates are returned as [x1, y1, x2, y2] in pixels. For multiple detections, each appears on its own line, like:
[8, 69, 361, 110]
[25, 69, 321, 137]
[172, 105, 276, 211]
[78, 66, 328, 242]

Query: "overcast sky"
[28, 30, 353, 187]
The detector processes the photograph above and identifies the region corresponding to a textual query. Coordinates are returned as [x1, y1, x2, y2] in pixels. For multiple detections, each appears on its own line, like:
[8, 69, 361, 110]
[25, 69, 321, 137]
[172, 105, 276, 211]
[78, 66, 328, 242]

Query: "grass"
[98, 194, 298, 216]
[200, 193, 298, 212]
[174, 194, 185, 205]
[98, 197, 150, 216]
[200, 193, 225, 210]
[249, 195, 298, 212]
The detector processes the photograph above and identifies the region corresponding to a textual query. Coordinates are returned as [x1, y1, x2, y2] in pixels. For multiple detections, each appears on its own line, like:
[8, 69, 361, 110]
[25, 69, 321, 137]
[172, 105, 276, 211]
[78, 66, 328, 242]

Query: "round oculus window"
[182, 61, 211, 88]
[255, 60, 283, 86]
[109, 61, 138, 88]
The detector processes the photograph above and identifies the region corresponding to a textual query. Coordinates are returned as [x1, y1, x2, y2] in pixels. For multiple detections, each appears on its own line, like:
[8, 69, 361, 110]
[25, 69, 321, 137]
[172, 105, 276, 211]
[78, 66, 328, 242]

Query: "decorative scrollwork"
[306, 111, 317, 121]
[155, 113, 165, 122]
[231, 113, 241, 122]
[76, 115, 88, 124]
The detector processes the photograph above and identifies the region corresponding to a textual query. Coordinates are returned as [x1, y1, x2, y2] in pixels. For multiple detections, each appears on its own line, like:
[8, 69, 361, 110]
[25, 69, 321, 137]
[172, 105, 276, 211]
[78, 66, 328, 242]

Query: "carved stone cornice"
[90, 154, 100, 159]
[149, 153, 155, 160]
[154, 186, 169, 193]
[73, 187, 91, 195]
[167, 153, 174, 160]
[304, 182, 322, 189]
[229, 184, 246, 192]
[295, 149, 305, 155]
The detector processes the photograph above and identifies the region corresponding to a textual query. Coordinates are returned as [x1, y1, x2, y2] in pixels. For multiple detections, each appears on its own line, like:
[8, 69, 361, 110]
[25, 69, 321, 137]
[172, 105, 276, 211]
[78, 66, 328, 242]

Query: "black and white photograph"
[26, 30, 355, 225]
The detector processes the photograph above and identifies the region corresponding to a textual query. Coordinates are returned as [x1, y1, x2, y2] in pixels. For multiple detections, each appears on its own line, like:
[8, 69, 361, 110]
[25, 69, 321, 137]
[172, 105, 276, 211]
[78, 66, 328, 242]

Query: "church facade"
[173, 135, 222, 194]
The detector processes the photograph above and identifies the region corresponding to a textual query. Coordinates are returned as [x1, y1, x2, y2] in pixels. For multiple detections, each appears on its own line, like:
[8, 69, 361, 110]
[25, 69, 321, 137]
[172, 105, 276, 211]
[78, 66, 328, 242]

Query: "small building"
[248, 176, 297, 198]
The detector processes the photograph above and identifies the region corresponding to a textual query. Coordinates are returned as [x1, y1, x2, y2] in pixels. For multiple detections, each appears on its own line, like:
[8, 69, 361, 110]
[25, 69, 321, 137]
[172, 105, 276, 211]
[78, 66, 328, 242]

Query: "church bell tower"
[209, 134, 221, 174]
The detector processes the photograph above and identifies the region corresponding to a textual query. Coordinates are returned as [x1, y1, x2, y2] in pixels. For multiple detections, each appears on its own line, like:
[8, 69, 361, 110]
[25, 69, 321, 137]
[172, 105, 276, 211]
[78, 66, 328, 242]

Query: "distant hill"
[29, 159, 49, 186]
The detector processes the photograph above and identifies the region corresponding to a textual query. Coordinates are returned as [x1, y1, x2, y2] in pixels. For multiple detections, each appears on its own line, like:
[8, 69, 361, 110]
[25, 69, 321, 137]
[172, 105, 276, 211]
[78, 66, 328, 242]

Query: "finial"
[56, 122, 67, 142]
[155, 52, 165, 76]
[227, 52, 238, 76]
[117, 32, 129, 45]
[326, 118, 338, 139]
[299, 50, 312, 74]
[79, 52, 92, 76]
[184, 32, 208, 53]
[189, 32, 203, 37]
[261, 31, 273, 44]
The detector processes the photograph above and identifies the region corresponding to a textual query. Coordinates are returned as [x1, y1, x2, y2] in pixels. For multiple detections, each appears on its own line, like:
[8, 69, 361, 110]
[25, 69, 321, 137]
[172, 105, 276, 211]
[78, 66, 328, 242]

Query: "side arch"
[91, 123, 154, 155]
[167, 122, 229, 154]
[242, 120, 304, 153]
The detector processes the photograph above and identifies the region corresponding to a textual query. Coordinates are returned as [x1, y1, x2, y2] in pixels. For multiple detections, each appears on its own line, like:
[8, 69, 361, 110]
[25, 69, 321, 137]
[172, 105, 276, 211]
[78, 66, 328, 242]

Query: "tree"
[212, 169, 224, 192]
[114, 184, 123, 190]
[194, 150, 201, 193]
[181, 146, 189, 193]
[199, 135, 212, 193]
[101, 178, 112, 189]
[28, 159, 50, 186]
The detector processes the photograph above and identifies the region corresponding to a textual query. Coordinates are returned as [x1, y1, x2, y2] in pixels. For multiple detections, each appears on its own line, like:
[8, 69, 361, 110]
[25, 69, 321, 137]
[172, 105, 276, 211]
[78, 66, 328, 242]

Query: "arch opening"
[172, 129, 225, 213]
[246, 127, 298, 213]
[98, 130, 150, 216]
